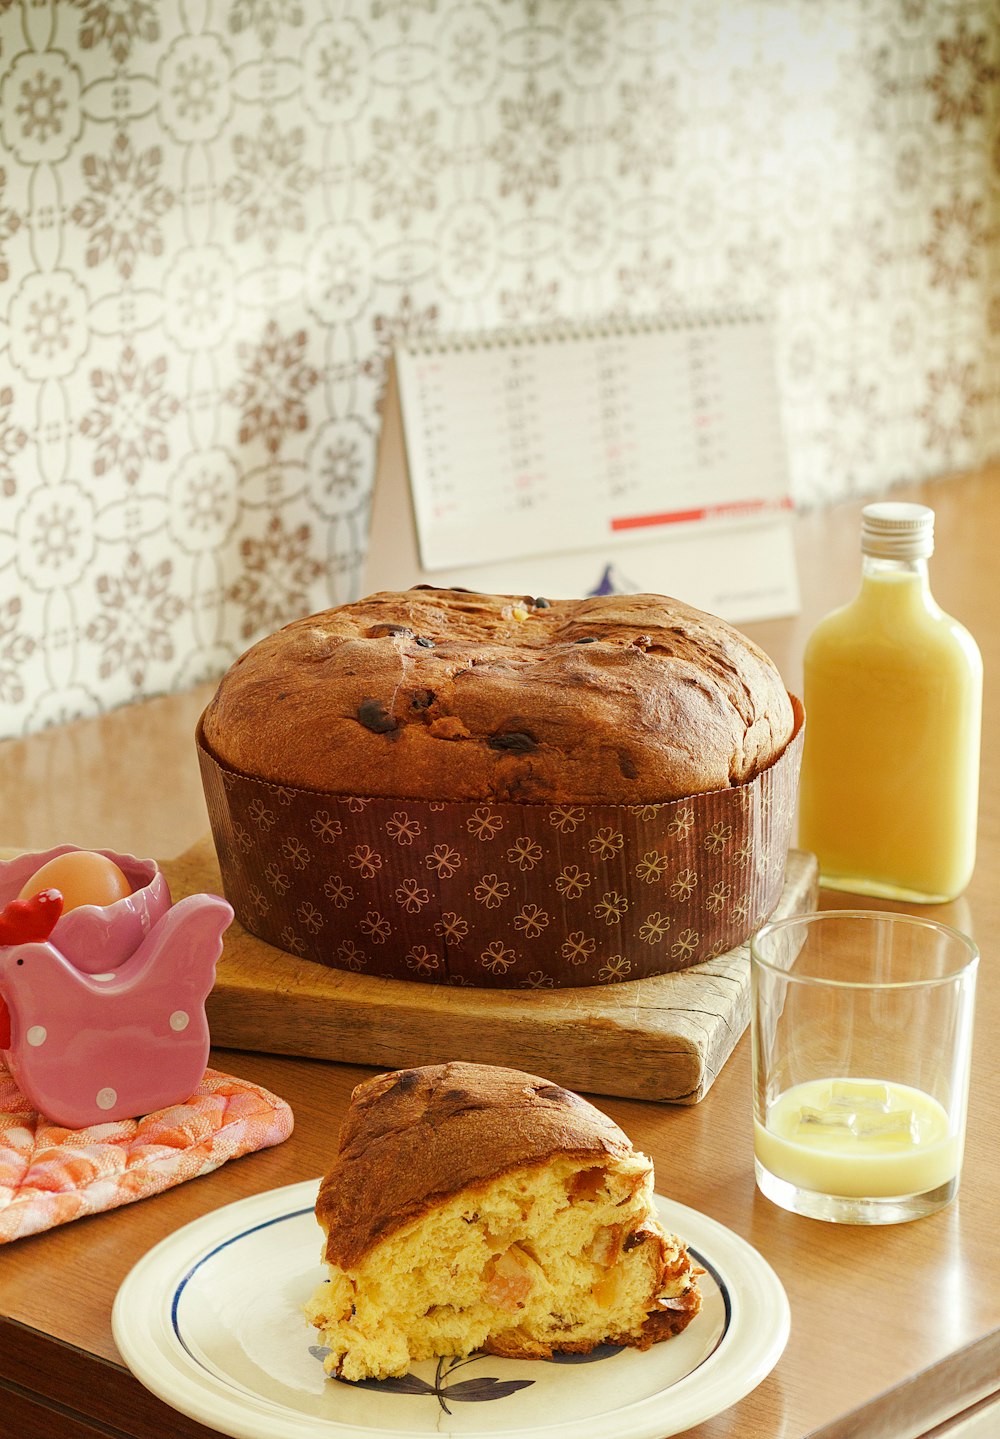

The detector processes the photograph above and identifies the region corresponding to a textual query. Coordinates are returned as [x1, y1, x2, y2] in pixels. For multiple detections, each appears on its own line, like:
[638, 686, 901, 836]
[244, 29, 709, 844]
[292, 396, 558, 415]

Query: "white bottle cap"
[861, 502, 934, 560]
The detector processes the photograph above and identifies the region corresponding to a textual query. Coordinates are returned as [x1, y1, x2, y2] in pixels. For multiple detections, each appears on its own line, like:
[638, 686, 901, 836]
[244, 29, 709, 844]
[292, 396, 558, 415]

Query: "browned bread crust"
[202, 588, 793, 803]
[316, 1062, 636, 1272]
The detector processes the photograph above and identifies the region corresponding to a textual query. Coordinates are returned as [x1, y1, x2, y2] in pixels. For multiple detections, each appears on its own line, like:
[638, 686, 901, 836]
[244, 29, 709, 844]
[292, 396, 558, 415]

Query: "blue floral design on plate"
[310, 1342, 622, 1414]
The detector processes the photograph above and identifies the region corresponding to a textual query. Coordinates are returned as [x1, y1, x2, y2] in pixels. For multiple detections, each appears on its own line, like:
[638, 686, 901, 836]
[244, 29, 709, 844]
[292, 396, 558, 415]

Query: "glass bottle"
[797, 502, 982, 903]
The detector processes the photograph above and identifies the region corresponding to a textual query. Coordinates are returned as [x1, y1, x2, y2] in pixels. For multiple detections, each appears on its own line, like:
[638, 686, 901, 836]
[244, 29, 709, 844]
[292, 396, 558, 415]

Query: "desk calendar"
[365, 314, 798, 622]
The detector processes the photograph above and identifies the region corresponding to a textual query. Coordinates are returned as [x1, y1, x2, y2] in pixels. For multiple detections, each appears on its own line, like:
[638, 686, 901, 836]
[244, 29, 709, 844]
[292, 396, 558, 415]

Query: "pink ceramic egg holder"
[0, 847, 232, 1129]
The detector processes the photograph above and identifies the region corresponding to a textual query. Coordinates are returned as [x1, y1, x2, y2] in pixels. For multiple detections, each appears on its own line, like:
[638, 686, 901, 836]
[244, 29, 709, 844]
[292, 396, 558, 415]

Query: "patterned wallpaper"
[1, 0, 998, 737]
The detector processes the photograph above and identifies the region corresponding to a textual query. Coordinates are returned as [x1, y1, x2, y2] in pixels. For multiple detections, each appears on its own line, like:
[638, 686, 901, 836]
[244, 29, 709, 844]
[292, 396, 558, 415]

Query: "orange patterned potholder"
[0, 1062, 294, 1243]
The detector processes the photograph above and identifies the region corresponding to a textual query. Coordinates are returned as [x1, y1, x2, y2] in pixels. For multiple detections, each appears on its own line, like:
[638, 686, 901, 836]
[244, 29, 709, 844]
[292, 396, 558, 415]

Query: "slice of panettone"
[305, 1062, 702, 1381]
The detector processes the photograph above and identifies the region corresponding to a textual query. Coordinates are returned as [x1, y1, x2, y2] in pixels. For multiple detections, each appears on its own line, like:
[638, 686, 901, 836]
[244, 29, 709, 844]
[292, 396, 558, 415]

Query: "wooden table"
[2, 467, 999, 1439]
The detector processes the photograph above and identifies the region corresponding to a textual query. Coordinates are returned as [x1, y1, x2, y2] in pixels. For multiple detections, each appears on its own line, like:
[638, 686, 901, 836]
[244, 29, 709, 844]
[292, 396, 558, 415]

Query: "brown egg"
[18, 851, 133, 913]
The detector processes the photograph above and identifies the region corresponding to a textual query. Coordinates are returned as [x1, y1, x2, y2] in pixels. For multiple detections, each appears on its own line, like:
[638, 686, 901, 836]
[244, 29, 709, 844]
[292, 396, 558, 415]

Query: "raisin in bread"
[305, 1062, 702, 1380]
[202, 588, 793, 803]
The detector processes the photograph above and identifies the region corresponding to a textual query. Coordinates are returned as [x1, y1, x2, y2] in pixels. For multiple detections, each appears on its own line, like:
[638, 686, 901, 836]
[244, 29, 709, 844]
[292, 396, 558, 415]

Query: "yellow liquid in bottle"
[798, 566, 982, 902]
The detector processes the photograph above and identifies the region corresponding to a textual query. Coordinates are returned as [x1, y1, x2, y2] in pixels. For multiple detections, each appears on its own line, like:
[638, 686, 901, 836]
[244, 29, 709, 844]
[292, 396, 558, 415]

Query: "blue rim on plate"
[113, 1179, 789, 1439]
[168, 1205, 732, 1413]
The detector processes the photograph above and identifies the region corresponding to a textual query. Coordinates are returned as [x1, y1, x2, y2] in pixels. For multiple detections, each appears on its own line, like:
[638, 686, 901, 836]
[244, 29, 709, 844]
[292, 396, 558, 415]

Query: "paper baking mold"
[197, 699, 803, 990]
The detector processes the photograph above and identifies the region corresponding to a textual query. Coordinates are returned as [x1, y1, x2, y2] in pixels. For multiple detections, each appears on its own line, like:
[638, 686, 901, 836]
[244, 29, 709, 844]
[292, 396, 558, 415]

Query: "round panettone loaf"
[202, 588, 794, 803]
[305, 1062, 702, 1380]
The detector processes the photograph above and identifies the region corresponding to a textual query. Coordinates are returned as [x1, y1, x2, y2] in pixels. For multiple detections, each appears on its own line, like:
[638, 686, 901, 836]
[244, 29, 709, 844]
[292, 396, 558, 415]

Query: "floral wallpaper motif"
[0, 0, 998, 736]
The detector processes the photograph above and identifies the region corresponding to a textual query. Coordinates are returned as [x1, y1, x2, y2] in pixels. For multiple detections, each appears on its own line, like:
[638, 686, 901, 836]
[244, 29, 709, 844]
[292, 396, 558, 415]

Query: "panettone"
[305, 1062, 702, 1380]
[201, 588, 794, 803]
[197, 587, 803, 985]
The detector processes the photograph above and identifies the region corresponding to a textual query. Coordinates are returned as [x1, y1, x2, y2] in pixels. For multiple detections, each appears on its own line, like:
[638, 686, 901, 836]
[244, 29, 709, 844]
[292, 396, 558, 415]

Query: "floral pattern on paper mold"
[198, 710, 803, 989]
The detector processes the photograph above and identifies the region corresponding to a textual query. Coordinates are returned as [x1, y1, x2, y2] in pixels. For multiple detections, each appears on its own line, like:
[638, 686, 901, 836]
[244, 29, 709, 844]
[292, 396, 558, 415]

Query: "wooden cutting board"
[163, 840, 817, 1104]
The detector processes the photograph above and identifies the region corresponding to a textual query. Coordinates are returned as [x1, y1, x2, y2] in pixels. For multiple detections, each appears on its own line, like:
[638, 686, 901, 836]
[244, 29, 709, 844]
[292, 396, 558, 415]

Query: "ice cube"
[794, 1105, 856, 1136]
[830, 1080, 892, 1112]
[849, 1108, 918, 1142]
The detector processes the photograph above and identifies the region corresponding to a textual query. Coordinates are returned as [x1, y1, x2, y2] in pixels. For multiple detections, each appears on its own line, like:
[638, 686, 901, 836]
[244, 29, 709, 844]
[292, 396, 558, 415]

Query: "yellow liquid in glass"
[754, 1078, 959, 1199]
[798, 569, 982, 902]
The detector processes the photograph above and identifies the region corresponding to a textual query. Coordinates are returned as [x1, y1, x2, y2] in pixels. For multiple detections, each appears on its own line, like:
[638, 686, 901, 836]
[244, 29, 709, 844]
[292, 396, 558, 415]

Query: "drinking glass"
[751, 910, 978, 1224]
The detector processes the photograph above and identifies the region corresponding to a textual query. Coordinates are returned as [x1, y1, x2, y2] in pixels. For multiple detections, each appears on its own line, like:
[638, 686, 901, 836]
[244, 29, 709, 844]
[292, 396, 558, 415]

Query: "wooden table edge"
[805, 1325, 1000, 1439]
[0, 1313, 220, 1438]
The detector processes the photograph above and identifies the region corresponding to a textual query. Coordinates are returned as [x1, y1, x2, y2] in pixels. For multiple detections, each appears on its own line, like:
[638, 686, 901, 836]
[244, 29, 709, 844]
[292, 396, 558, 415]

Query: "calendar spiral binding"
[397, 307, 772, 356]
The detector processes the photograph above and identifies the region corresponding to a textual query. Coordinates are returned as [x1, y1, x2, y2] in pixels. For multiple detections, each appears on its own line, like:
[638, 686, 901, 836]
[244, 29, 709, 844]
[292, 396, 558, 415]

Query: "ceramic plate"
[112, 1180, 789, 1439]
